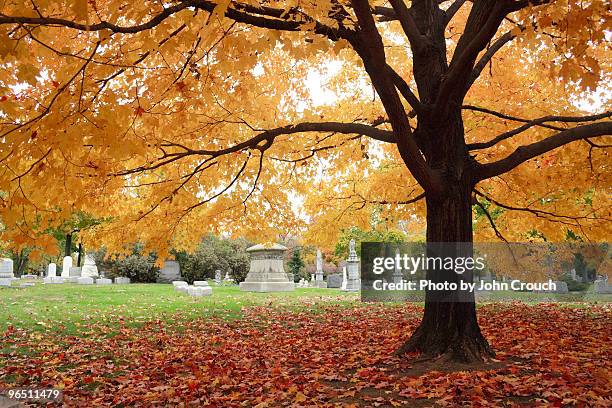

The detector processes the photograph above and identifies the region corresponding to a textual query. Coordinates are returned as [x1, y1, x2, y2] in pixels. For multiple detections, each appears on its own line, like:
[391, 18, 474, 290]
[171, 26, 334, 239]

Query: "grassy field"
[1, 281, 609, 337]
[0, 282, 359, 336]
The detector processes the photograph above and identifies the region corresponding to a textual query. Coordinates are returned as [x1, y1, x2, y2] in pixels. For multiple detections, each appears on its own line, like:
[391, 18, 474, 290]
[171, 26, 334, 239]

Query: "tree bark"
[397, 118, 494, 363]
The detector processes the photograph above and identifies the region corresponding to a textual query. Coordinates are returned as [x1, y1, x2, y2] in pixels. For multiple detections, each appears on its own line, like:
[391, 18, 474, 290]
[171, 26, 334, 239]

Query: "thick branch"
[0, 0, 347, 40]
[387, 0, 429, 52]
[477, 122, 612, 180]
[469, 111, 612, 150]
[350, 0, 439, 195]
[445, 0, 468, 25]
[386, 65, 422, 114]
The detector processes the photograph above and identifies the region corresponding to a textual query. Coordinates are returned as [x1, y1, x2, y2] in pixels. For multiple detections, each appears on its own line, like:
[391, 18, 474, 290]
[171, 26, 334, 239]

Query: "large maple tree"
[0, 0, 610, 362]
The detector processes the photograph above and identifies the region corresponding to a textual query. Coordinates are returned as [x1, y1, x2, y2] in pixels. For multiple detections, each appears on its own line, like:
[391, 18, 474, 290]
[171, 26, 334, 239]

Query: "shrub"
[93, 244, 159, 283]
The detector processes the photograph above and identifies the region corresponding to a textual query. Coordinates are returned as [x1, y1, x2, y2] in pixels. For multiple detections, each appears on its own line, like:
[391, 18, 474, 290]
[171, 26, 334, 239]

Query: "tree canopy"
[0, 0, 610, 261]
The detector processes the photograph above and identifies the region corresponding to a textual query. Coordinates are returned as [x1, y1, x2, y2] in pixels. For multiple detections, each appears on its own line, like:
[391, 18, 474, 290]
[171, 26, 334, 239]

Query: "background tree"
[0, 0, 610, 362]
[287, 248, 305, 281]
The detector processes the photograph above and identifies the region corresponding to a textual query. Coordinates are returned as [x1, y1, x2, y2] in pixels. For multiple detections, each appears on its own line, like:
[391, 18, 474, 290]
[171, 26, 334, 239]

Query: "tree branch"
[387, 0, 429, 53]
[0, 0, 348, 41]
[469, 111, 612, 150]
[467, 29, 516, 89]
[477, 122, 612, 180]
[386, 65, 422, 114]
[445, 0, 468, 25]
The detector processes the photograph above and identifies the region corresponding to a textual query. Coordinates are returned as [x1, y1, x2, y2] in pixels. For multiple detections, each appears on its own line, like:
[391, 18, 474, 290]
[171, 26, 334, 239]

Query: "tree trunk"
[396, 171, 494, 363]
[65, 233, 72, 257]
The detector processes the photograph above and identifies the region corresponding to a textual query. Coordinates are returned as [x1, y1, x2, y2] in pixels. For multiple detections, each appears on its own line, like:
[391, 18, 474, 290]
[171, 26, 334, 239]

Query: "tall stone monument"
[341, 266, 347, 290]
[61, 256, 72, 278]
[343, 239, 360, 291]
[81, 254, 99, 278]
[240, 243, 295, 292]
[0, 258, 14, 286]
[313, 249, 328, 288]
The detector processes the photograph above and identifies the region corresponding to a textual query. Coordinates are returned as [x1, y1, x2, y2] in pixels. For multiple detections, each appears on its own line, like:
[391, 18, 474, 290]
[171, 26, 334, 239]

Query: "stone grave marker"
[240, 243, 294, 292]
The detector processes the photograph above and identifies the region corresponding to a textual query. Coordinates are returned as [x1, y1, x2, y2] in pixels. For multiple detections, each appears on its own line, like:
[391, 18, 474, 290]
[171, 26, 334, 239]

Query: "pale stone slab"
[47, 263, 57, 278]
[188, 286, 212, 296]
[0, 258, 14, 279]
[77, 277, 94, 285]
[114, 277, 131, 284]
[0, 278, 13, 287]
[81, 254, 99, 278]
[96, 278, 112, 285]
[327, 274, 342, 288]
[214, 270, 222, 285]
[240, 243, 294, 292]
[172, 281, 188, 287]
[594, 280, 612, 294]
[193, 281, 211, 287]
[67, 277, 79, 283]
[69, 266, 82, 277]
[175, 285, 189, 293]
[61, 256, 72, 278]
[341, 267, 347, 290]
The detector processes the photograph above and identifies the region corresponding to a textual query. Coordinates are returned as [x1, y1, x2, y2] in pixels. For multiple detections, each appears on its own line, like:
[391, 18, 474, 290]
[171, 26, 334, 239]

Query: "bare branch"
[467, 29, 516, 88]
[387, 0, 429, 53]
[477, 122, 612, 180]
[386, 65, 422, 114]
[445, 0, 468, 25]
[474, 199, 508, 242]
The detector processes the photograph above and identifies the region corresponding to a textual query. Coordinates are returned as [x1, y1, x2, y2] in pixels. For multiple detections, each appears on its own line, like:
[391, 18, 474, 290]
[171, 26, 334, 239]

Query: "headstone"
[188, 285, 212, 296]
[61, 256, 72, 278]
[193, 280, 211, 287]
[115, 277, 131, 284]
[47, 263, 57, 278]
[67, 277, 79, 283]
[81, 254, 99, 278]
[77, 277, 94, 285]
[96, 278, 112, 285]
[594, 279, 612, 294]
[343, 239, 360, 291]
[21, 274, 37, 279]
[327, 274, 342, 288]
[214, 270, 222, 285]
[341, 267, 347, 290]
[19, 282, 35, 288]
[0, 258, 14, 286]
[553, 281, 569, 293]
[172, 281, 188, 287]
[158, 260, 181, 283]
[69, 266, 82, 277]
[240, 243, 295, 292]
[175, 285, 189, 293]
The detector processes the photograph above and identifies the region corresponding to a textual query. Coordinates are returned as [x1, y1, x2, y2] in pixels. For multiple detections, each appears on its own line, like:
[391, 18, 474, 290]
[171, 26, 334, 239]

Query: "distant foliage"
[287, 248, 305, 282]
[175, 235, 251, 284]
[94, 244, 159, 283]
[334, 227, 407, 258]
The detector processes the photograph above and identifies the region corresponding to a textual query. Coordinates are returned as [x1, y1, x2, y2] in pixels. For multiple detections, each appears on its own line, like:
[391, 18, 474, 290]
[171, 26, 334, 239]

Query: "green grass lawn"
[0, 282, 359, 337]
[1, 281, 609, 339]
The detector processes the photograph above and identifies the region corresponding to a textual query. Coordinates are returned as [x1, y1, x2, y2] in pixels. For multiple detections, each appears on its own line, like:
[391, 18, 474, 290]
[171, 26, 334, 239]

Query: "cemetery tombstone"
[96, 278, 112, 285]
[0, 258, 14, 287]
[326, 274, 342, 288]
[343, 239, 360, 291]
[341, 267, 347, 290]
[240, 243, 295, 292]
[61, 256, 72, 278]
[77, 277, 94, 285]
[214, 270, 222, 285]
[594, 279, 612, 294]
[69, 267, 82, 277]
[81, 254, 99, 278]
[313, 249, 327, 288]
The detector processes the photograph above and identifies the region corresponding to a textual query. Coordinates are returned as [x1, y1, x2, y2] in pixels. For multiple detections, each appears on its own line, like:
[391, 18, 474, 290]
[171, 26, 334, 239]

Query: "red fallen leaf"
[0, 95, 7, 102]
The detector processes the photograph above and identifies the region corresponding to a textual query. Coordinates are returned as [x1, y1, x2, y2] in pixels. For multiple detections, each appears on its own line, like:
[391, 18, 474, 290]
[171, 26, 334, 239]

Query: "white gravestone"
[343, 239, 361, 291]
[47, 263, 57, 278]
[43, 276, 64, 284]
[175, 285, 189, 293]
[81, 254, 99, 278]
[188, 285, 212, 296]
[172, 281, 188, 287]
[77, 277, 94, 285]
[96, 278, 112, 285]
[115, 277, 131, 284]
[341, 267, 348, 290]
[594, 279, 612, 294]
[214, 270, 222, 285]
[0, 258, 14, 287]
[69, 267, 82, 277]
[194, 281, 211, 287]
[313, 249, 327, 288]
[392, 249, 403, 284]
[240, 243, 295, 292]
[61, 256, 72, 278]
